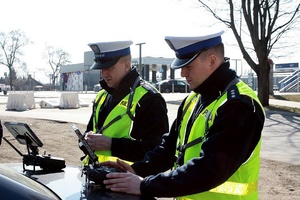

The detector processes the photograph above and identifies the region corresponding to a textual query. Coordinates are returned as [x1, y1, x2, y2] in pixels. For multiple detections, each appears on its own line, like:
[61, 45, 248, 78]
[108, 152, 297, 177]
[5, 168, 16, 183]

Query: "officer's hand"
[104, 172, 142, 195]
[101, 159, 136, 174]
[85, 132, 112, 151]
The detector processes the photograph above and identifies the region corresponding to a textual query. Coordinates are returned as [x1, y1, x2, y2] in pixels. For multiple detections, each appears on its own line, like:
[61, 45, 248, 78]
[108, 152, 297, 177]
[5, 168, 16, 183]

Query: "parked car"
[0, 127, 147, 200]
[0, 164, 145, 200]
[154, 79, 190, 93]
[0, 164, 61, 200]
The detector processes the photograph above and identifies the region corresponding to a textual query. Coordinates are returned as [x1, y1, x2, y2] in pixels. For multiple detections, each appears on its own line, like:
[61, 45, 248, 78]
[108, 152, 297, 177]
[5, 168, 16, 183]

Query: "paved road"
[1, 91, 300, 165]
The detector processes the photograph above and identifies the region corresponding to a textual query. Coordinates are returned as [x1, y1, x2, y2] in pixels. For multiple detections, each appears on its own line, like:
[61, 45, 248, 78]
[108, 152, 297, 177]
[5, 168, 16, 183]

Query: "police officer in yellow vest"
[102, 29, 265, 200]
[80, 40, 169, 164]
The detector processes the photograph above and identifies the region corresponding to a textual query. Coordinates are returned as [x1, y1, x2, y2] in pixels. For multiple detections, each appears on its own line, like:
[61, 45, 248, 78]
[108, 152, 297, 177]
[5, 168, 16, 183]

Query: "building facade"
[60, 51, 175, 91]
[60, 51, 299, 93]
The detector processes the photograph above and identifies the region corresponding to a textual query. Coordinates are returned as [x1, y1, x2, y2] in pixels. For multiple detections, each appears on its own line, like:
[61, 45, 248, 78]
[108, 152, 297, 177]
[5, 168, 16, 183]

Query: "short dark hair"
[199, 43, 224, 61]
[214, 43, 224, 57]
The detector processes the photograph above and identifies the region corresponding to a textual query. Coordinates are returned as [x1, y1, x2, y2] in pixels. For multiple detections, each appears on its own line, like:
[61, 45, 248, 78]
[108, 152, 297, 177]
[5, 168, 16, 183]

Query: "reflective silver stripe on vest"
[209, 181, 258, 195]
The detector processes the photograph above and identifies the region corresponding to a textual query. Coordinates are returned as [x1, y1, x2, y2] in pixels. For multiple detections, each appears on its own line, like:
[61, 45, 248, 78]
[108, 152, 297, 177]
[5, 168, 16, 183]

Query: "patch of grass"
[269, 94, 300, 114]
[266, 105, 300, 114]
[270, 94, 300, 102]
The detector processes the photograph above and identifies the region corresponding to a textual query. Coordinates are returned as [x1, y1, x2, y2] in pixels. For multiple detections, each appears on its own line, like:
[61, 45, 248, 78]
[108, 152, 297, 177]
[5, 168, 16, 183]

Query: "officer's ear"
[207, 51, 223, 71]
[124, 60, 131, 73]
[209, 54, 217, 68]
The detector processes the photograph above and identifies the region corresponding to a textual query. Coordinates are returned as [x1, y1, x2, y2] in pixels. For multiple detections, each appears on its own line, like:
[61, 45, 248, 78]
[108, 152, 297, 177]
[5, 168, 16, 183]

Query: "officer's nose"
[181, 67, 188, 78]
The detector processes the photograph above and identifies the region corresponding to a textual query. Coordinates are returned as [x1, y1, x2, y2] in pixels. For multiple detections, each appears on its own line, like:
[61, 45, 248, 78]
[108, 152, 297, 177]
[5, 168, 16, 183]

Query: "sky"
[0, 0, 299, 83]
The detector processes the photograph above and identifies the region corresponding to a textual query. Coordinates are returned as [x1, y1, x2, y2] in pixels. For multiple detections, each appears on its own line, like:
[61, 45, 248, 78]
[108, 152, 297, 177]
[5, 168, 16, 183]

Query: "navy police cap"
[88, 40, 133, 69]
[165, 30, 224, 69]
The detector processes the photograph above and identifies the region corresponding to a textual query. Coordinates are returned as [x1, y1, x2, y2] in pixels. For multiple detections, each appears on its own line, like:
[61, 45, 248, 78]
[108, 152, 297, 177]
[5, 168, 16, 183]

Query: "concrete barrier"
[40, 99, 60, 108]
[6, 92, 36, 111]
[79, 99, 90, 107]
[59, 92, 80, 109]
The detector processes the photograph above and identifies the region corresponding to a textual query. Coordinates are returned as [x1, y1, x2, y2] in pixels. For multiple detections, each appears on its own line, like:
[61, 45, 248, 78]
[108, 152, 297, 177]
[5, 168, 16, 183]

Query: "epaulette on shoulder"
[226, 84, 255, 111]
[227, 85, 240, 100]
[140, 80, 158, 94]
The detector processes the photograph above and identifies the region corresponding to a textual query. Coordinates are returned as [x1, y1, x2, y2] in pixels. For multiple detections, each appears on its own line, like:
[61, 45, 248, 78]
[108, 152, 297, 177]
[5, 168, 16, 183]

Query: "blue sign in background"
[275, 63, 298, 69]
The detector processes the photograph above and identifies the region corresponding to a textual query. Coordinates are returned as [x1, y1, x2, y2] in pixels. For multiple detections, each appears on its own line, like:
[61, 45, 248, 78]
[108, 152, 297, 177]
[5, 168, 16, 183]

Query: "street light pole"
[135, 42, 145, 77]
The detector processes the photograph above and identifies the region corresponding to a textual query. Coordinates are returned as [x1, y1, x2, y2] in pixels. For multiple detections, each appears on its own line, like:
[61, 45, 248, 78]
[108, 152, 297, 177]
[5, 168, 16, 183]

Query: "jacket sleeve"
[132, 120, 179, 177]
[139, 98, 265, 198]
[85, 113, 94, 133]
[131, 98, 185, 176]
[110, 93, 169, 162]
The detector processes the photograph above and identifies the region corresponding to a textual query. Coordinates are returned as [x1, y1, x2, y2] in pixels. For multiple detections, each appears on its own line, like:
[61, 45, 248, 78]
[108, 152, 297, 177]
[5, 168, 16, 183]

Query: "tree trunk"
[9, 66, 13, 91]
[257, 64, 270, 107]
[51, 79, 54, 91]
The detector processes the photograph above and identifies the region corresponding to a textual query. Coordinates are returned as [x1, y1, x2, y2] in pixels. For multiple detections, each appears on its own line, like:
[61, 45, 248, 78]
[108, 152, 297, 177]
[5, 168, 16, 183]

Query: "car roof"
[0, 164, 145, 199]
[0, 164, 60, 200]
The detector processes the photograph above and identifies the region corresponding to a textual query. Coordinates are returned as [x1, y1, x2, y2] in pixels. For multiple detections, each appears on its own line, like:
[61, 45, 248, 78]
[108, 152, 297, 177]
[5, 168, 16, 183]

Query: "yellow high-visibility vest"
[176, 80, 265, 200]
[83, 85, 149, 165]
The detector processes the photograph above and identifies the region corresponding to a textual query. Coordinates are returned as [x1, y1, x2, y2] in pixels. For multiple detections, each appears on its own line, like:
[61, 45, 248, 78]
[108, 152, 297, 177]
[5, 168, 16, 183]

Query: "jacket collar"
[100, 68, 140, 108]
[100, 67, 139, 94]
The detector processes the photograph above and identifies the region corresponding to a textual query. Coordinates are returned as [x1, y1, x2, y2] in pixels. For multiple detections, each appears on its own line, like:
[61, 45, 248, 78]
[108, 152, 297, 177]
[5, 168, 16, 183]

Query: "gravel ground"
[1, 115, 299, 199]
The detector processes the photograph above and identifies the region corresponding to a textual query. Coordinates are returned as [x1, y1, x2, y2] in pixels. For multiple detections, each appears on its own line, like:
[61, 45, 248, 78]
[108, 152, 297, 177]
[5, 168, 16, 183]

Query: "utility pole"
[135, 42, 145, 77]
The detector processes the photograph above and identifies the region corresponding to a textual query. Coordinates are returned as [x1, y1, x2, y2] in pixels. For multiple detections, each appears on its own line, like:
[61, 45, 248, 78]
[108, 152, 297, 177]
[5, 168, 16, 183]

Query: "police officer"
[103, 30, 265, 200]
[80, 40, 169, 164]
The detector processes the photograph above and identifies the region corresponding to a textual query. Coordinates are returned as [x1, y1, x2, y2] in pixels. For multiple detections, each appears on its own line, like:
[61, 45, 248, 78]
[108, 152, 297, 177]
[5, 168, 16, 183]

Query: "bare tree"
[5, 68, 17, 89]
[43, 45, 70, 90]
[0, 30, 31, 90]
[198, 0, 300, 106]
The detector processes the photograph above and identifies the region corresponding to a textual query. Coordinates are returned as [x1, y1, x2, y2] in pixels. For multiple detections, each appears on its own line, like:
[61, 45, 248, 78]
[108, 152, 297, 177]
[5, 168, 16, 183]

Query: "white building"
[60, 51, 175, 91]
